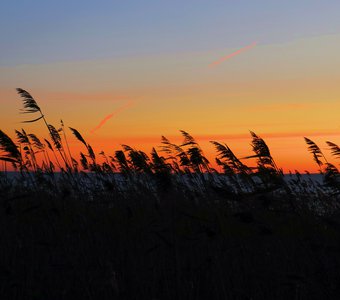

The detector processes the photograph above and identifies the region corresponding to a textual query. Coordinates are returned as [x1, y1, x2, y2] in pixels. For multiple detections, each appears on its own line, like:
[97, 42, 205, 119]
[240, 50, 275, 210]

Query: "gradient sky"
[1, 0, 340, 172]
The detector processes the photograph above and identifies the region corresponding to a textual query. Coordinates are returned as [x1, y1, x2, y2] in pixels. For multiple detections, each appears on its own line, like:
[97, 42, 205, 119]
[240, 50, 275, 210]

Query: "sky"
[1, 0, 340, 172]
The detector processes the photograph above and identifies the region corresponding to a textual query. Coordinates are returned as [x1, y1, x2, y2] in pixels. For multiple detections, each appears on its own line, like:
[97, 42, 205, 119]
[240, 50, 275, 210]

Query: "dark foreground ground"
[1, 191, 340, 300]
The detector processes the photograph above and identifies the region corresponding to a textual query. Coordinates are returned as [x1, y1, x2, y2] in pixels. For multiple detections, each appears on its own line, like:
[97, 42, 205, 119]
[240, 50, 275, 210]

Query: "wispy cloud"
[91, 100, 135, 133]
[209, 41, 257, 67]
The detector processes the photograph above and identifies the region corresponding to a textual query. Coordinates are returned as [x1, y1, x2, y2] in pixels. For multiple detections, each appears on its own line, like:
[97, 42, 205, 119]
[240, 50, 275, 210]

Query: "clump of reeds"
[0, 88, 340, 214]
[3, 90, 340, 300]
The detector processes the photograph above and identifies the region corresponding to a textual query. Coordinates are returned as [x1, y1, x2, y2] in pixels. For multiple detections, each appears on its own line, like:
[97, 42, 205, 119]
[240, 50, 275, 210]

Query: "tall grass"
[0, 88, 339, 212]
[2, 89, 340, 299]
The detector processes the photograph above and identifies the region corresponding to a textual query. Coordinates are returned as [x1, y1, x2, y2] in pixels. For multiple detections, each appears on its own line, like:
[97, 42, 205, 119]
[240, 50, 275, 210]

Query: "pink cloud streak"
[91, 100, 134, 133]
[209, 41, 257, 67]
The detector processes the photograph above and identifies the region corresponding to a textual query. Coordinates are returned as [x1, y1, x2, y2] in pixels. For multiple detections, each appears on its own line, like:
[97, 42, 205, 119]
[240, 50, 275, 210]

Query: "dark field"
[1, 172, 340, 300]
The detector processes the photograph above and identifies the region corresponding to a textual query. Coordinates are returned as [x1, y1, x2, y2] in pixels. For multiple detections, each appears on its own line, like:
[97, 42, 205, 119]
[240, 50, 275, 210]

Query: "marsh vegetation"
[1, 89, 340, 299]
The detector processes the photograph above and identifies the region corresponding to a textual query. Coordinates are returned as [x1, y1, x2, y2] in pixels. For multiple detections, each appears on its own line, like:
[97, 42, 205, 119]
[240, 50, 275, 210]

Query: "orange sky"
[1, 34, 340, 173]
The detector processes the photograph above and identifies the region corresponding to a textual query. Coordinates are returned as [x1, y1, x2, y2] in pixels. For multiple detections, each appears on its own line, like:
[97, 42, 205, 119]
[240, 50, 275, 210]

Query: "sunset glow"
[1, 1, 340, 173]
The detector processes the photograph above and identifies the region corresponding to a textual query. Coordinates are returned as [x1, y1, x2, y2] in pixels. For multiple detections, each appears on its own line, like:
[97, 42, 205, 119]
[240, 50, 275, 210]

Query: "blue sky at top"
[1, 0, 340, 65]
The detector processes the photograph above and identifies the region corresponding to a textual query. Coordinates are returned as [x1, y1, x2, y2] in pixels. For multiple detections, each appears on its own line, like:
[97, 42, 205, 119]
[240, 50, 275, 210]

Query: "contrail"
[91, 100, 134, 133]
[209, 41, 257, 67]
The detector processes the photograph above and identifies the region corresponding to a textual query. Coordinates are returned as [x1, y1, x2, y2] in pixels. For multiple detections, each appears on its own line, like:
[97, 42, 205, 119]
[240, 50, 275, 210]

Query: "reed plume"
[69, 127, 87, 148]
[210, 141, 249, 174]
[17, 88, 71, 170]
[17, 88, 43, 122]
[180, 130, 210, 173]
[244, 131, 279, 171]
[326, 141, 340, 159]
[15, 129, 38, 170]
[304, 137, 327, 172]
[0, 130, 22, 164]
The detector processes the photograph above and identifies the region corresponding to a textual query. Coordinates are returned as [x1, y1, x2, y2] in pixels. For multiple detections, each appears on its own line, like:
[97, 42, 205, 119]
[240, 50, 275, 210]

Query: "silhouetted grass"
[1, 89, 340, 299]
